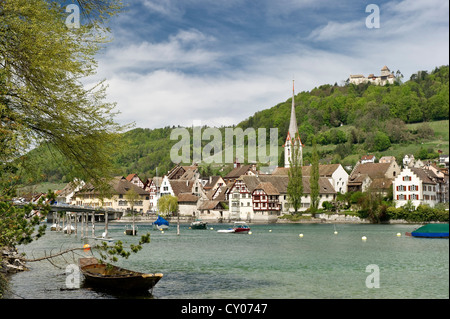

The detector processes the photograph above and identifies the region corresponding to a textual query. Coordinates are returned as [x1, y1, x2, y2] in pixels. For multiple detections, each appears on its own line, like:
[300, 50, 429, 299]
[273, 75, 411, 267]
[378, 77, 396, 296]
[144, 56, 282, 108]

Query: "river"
[4, 223, 449, 299]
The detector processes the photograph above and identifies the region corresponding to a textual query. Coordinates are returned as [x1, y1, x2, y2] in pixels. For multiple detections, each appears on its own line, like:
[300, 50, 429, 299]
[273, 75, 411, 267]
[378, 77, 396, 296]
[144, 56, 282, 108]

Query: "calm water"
[5, 223, 449, 299]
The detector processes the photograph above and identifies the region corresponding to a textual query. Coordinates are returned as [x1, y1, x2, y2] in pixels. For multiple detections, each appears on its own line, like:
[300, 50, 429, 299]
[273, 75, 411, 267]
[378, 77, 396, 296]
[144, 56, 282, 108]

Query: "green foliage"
[157, 195, 179, 216]
[386, 205, 449, 222]
[1, 0, 126, 190]
[310, 139, 320, 211]
[16, 66, 449, 185]
[287, 141, 303, 214]
[96, 232, 151, 263]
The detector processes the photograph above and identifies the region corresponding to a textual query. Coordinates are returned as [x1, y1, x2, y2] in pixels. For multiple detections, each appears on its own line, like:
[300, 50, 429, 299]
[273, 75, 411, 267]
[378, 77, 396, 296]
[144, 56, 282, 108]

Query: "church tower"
[284, 80, 302, 168]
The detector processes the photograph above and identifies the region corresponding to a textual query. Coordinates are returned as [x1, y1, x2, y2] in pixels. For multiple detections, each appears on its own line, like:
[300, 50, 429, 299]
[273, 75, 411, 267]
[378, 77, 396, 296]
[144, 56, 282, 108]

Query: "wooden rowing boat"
[78, 258, 163, 292]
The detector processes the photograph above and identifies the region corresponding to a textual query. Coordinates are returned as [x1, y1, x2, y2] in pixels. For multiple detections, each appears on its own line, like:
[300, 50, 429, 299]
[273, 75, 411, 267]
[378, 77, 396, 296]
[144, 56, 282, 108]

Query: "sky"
[89, 0, 449, 129]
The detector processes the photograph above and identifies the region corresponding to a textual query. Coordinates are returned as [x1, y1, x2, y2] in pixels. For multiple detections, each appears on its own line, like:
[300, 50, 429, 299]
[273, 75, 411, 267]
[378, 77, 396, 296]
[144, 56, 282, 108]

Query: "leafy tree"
[0, 0, 147, 297]
[310, 138, 320, 211]
[157, 195, 180, 234]
[0, 0, 126, 191]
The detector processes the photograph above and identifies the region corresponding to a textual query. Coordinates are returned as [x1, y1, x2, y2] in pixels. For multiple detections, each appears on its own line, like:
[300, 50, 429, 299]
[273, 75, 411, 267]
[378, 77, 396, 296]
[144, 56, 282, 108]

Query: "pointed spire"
[288, 80, 298, 140]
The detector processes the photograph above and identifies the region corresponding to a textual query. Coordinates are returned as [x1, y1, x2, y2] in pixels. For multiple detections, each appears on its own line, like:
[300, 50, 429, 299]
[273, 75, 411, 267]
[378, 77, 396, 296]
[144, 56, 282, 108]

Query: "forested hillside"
[21, 66, 449, 185]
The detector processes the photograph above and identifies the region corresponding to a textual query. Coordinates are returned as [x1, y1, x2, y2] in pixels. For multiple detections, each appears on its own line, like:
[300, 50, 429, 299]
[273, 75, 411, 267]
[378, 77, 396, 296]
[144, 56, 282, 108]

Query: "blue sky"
[90, 0, 449, 129]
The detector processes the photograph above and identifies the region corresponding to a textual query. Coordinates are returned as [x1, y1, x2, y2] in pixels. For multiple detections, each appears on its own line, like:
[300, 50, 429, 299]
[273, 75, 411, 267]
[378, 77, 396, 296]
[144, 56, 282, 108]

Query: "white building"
[393, 167, 440, 208]
[56, 179, 85, 205]
[349, 66, 396, 86]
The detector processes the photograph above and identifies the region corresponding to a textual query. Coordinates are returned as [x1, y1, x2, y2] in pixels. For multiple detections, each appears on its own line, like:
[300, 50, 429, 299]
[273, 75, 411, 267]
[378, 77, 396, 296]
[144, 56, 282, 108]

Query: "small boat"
[63, 225, 75, 234]
[78, 258, 163, 292]
[124, 225, 138, 236]
[191, 220, 208, 229]
[153, 215, 169, 230]
[217, 222, 250, 234]
[50, 224, 61, 231]
[406, 223, 449, 238]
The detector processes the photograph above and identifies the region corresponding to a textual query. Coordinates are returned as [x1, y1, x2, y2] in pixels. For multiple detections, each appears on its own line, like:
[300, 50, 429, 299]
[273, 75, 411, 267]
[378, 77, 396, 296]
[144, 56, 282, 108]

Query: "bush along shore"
[1, 247, 29, 298]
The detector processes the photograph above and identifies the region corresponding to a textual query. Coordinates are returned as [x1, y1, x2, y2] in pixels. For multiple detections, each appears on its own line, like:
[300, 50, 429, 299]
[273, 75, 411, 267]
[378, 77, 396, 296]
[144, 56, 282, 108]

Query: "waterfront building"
[225, 175, 336, 221]
[223, 160, 257, 184]
[73, 176, 150, 213]
[56, 179, 85, 205]
[348, 161, 401, 195]
[273, 164, 349, 194]
[125, 173, 145, 188]
[393, 167, 440, 208]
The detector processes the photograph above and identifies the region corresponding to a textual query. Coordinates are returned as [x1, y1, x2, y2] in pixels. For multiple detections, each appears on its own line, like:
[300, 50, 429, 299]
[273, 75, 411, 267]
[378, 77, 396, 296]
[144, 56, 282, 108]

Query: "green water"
[6, 223, 449, 299]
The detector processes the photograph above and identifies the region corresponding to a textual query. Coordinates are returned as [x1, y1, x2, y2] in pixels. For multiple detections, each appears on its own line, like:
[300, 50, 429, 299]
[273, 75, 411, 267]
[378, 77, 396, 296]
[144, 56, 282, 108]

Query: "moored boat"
[191, 220, 207, 229]
[153, 215, 169, 230]
[78, 257, 163, 292]
[124, 225, 138, 235]
[406, 223, 449, 238]
[217, 222, 250, 234]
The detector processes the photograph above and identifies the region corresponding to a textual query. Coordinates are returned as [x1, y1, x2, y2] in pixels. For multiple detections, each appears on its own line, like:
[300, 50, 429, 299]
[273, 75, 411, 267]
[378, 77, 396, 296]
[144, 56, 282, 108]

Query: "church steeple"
[288, 80, 299, 141]
[284, 80, 302, 168]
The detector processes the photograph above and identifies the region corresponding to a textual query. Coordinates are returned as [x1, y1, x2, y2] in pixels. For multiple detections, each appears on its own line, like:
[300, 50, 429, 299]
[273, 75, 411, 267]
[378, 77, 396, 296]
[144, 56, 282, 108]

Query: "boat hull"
[407, 223, 449, 239]
[191, 222, 207, 229]
[125, 229, 137, 235]
[79, 258, 162, 292]
[234, 228, 250, 233]
[411, 232, 449, 238]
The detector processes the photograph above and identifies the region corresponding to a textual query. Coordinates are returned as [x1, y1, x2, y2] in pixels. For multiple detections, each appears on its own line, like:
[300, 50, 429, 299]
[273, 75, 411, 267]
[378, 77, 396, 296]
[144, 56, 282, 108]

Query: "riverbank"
[112, 214, 419, 225]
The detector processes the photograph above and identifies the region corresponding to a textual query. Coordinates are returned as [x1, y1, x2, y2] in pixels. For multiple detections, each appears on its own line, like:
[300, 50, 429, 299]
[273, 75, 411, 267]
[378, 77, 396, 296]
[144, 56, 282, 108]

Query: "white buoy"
[210, 227, 213, 230]
[299, 233, 304, 238]
[334, 231, 338, 235]
[269, 230, 272, 233]
[396, 232, 401, 237]
[362, 236, 367, 241]
[248, 231, 252, 235]
[161, 231, 164, 234]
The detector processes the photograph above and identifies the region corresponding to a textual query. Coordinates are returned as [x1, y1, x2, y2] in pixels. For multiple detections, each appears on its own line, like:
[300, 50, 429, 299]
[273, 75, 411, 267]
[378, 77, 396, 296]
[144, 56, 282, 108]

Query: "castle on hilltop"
[349, 65, 395, 86]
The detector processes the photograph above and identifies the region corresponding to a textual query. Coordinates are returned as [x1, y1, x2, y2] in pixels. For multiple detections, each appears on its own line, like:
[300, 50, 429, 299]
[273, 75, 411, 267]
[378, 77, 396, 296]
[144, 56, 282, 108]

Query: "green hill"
[21, 66, 449, 185]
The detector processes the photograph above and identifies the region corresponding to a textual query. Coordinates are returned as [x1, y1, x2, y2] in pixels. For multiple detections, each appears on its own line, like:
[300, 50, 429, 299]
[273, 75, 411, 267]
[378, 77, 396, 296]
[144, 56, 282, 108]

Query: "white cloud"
[99, 29, 220, 75]
[93, 0, 448, 129]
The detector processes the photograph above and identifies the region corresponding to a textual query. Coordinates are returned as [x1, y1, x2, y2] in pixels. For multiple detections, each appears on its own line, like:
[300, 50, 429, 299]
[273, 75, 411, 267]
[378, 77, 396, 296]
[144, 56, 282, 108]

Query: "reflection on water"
[5, 223, 449, 299]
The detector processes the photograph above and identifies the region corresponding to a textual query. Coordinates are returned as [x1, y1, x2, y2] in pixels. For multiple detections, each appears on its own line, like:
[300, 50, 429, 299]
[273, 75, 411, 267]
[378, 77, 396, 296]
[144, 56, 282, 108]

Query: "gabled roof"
[76, 176, 148, 196]
[177, 193, 199, 203]
[410, 167, 438, 185]
[225, 164, 256, 179]
[253, 182, 280, 195]
[351, 162, 392, 179]
[272, 164, 342, 177]
[239, 175, 335, 195]
[198, 200, 221, 210]
[169, 180, 194, 196]
[167, 164, 198, 180]
[126, 173, 141, 182]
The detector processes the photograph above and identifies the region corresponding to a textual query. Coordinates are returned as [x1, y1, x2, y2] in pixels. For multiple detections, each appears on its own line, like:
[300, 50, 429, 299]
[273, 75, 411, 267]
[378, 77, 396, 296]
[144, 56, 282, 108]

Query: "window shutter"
[397, 195, 399, 200]
[408, 195, 411, 200]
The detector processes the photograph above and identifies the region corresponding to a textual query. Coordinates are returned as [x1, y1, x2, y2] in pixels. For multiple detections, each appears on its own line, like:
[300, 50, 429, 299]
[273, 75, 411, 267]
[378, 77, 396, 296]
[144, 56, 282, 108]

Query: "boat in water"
[406, 223, 449, 238]
[153, 215, 169, 230]
[63, 225, 75, 234]
[190, 220, 208, 229]
[217, 222, 250, 234]
[78, 257, 163, 292]
[124, 225, 138, 236]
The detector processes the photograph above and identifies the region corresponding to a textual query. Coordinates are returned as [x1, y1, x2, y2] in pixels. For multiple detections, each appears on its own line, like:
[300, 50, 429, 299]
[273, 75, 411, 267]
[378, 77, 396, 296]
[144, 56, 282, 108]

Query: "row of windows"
[397, 194, 437, 201]
[396, 185, 437, 192]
